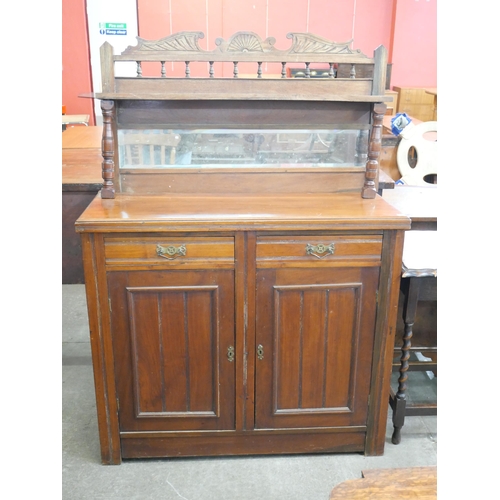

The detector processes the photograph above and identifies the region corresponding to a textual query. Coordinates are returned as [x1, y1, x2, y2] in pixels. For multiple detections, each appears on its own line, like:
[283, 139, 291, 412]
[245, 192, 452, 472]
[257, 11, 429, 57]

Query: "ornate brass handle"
[156, 244, 186, 260]
[305, 243, 335, 259]
[227, 346, 235, 362]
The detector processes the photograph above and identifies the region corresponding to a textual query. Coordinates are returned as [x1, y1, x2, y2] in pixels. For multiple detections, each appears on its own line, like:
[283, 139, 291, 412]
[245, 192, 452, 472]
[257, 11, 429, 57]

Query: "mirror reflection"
[118, 128, 370, 169]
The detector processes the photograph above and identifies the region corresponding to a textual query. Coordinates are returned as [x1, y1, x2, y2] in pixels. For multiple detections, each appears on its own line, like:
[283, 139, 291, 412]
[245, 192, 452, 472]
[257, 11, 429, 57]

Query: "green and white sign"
[99, 22, 127, 35]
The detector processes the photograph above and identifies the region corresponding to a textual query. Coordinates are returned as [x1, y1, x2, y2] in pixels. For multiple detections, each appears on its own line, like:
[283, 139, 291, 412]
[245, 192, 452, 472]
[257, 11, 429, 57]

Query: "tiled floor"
[62, 284, 437, 500]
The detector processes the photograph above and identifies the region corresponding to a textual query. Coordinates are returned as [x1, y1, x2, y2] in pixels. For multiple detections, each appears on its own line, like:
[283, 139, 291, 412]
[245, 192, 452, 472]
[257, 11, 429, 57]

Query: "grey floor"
[62, 284, 437, 500]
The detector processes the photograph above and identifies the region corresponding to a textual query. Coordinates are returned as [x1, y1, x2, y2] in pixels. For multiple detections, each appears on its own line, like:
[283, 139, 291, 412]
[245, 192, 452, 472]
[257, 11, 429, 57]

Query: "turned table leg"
[392, 277, 421, 444]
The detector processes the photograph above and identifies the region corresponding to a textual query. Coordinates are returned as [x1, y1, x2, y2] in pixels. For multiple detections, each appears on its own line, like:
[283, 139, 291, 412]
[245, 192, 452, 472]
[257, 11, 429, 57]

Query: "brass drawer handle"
[156, 244, 186, 260]
[227, 346, 235, 362]
[305, 243, 335, 259]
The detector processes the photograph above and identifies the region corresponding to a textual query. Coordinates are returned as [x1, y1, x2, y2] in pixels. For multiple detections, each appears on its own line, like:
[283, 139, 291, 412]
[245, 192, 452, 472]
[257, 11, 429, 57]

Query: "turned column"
[391, 277, 421, 444]
[362, 102, 386, 199]
[100, 100, 115, 199]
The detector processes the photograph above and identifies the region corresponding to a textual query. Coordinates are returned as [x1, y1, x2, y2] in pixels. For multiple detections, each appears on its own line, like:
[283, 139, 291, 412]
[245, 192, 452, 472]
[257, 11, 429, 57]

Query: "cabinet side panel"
[365, 229, 405, 455]
[81, 233, 122, 464]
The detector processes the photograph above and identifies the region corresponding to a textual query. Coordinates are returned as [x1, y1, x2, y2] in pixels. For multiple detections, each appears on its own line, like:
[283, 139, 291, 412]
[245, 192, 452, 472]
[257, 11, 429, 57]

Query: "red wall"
[136, 0, 394, 72]
[390, 0, 437, 88]
[62, 0, 437, 118]
[62, 0, 95, 125]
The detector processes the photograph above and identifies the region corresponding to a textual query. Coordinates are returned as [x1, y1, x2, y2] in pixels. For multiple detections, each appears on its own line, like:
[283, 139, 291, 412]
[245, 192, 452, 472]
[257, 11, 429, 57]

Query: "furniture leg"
[392, 277, 421, 444]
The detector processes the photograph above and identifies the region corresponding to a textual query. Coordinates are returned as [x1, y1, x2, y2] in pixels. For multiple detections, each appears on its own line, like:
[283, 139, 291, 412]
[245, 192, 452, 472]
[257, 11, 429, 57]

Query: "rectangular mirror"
[117, 128, 370, 169]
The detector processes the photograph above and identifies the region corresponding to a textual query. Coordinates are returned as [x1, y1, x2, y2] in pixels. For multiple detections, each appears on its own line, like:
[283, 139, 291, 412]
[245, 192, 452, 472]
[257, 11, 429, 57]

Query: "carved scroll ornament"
[119, 31, 368, 60]
[122, 31, 205, 54]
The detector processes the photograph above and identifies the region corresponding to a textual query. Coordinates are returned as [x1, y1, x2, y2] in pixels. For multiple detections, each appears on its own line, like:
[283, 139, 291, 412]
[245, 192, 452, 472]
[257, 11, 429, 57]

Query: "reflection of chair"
[121, 132, 181, 166]
[396, 121, 437, 186]
[390, 230, 437, 444]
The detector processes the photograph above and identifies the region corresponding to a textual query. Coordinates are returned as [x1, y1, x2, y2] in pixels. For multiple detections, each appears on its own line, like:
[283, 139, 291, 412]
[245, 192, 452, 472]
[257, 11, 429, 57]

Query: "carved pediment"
[122, 31, 205, 54]
[286, 33, 364, 56]
[120, 31, 368, 59]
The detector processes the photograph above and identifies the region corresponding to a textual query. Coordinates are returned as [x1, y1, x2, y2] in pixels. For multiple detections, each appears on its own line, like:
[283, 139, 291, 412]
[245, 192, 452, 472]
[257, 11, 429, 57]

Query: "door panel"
[273, 284, 358, 411]
[255, 267, 379, 429]
[108, 269, 235, 431]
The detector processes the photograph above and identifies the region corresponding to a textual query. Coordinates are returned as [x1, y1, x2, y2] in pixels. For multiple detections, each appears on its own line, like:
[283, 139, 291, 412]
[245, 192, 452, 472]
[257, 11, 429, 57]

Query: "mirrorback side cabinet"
[76, 31, 409, 464]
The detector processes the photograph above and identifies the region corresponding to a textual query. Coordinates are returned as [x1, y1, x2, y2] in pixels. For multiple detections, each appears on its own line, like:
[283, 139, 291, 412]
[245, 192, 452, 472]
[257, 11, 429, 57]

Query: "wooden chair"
[390, 230, 437, 444]
[120, 131, 181, 167]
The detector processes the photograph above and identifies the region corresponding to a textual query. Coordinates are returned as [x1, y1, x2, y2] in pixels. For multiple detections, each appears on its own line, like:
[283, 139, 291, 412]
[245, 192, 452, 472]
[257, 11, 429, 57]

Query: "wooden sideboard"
[76, 31, 409, 464]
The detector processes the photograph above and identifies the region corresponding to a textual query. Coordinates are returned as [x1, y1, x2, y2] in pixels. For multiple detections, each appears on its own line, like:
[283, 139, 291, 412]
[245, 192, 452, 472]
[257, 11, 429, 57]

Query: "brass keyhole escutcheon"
[227, 346, 235, 362]
[257, 344, 264, 360]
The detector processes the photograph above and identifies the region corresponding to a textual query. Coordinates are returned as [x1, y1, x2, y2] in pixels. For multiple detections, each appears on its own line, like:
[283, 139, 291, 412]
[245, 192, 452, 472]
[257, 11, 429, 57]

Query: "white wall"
[86, 0, 138, 124]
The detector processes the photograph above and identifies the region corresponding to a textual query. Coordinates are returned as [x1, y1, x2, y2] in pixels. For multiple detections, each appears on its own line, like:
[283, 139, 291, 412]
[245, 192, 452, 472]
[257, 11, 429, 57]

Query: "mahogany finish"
[77, 32, 408, 464]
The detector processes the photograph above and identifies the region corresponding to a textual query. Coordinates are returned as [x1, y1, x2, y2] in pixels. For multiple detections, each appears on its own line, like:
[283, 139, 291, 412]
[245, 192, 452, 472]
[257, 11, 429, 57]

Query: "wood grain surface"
[62, 126, 103, 149]
[76, 193, 410, 233]
[329, 466, 437, 499]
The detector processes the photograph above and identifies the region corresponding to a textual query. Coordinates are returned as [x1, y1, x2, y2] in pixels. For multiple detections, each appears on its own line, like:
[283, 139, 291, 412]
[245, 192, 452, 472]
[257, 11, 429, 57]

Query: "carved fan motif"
[215, 32, 278, 53]
[227, 33, 264, 52]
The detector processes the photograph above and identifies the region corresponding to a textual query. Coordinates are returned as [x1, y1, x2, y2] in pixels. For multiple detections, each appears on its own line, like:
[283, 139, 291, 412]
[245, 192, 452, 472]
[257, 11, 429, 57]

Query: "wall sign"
[99, 22, 127, 35]
[86, 0, 138, 123]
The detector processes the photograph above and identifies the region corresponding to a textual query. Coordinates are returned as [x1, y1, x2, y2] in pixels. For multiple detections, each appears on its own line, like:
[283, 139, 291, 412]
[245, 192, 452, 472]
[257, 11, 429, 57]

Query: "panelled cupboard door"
[255, 267, 380, 429]
[107, 269, 235, 432]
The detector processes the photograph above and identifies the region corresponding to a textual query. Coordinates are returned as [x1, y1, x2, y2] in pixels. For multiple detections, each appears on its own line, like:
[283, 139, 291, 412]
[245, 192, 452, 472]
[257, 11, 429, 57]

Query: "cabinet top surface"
[76, 193, 410, 232]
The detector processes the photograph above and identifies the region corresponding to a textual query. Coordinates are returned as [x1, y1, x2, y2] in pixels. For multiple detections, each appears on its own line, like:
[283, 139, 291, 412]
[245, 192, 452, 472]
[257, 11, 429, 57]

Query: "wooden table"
[329, 466, 437, 499]
[62, 127, 103, 284]
[62, 125, 103, 149]
[381, 185, 437, 230]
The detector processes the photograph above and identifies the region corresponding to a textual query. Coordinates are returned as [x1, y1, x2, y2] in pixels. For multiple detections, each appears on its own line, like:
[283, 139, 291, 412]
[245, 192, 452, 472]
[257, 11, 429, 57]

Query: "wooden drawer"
[104, 236, 234, 269]
[256, 234, 382, 267]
